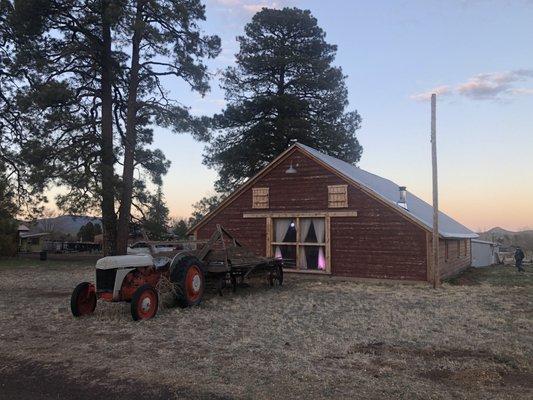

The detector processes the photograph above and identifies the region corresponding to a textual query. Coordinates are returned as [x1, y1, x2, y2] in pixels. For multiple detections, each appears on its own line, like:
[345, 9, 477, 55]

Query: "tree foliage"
[171, 218, 189, 239]
[204, 7, 362, 193]
[142, 185, 170, 239]
[77, 221, 97, 242]
[1, 0, 220, 254]
[115, 0, 220, 253]
[188, 194, 221, 227]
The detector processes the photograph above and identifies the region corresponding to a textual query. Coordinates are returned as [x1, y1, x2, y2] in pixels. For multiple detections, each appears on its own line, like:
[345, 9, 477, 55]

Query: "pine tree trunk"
[100, 0, 117, 256]
[116, 0, 144, 255]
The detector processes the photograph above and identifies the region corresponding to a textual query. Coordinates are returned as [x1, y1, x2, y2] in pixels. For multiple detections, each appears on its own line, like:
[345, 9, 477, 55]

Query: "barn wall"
[438, 238, 471, 278]
[195, 148, 429, 281]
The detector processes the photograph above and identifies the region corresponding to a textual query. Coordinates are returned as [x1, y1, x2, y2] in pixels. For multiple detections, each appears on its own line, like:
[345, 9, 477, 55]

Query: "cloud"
[210, 0, 292, 14]
[457, 70, 533, 100]
[409, 85, 453, 102]
[511, 87, 533, 95]
[411, 69, 533, 102]
[242, 4, 266, 13]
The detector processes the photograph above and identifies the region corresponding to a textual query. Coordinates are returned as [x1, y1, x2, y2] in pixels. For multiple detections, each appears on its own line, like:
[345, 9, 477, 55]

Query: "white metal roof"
[18, 224, 30, 232]
[19, 232, 50, 239]
[296, 143, 478, 239]
[471, 239, 498, 245]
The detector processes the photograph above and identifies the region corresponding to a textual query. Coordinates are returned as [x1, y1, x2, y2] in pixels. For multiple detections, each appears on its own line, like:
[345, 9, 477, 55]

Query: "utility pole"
[431, 93, 440, 288]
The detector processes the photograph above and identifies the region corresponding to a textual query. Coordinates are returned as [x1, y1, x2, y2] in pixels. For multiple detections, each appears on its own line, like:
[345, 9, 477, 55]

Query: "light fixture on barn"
[285, 162, 298, 174]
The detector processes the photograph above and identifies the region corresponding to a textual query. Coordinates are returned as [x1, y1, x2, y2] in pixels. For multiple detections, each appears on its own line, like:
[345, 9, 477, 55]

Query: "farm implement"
[71, 225, 284, 321]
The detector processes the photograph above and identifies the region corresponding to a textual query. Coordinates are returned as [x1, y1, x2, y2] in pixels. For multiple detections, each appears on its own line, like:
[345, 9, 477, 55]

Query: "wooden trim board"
[243, 211, 357, 218]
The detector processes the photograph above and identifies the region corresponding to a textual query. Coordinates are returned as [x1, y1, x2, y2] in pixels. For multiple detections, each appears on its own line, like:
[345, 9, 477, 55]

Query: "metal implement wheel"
[131, 284, 158, 321]
[71, 282, 97, 317]
[268, 264, 284, 287]
[230, 273, 237, 293]
[170, 256, 206, 308]
[216, 274, 226, 296]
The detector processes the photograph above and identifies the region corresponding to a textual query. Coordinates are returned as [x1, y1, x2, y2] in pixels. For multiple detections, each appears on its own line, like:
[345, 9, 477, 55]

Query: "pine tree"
[171, 218, 189, 239]
[77, 221, 96, 242]
[0, 162, 18, 256]
[188, 195, 221, 226]
[142, 186, 170, 240]
[116, 0, 221, 253]
[204, 7, 362, 193]
[1, 1, 220, 254]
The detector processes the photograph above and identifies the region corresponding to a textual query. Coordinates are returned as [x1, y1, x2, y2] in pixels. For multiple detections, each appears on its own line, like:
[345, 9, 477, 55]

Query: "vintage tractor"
[70, 252, 205, 321]
[71, 225, 283, 321]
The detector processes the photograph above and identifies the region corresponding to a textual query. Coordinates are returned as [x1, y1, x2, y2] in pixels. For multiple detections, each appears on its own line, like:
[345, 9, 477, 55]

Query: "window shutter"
[252, 187, 269, 209]
[328, 185, 348, 208]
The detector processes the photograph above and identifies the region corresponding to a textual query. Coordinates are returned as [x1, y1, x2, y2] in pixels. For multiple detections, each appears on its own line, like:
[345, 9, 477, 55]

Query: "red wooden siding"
[438, 238, 471, 279]
[195, 148, 431, 281]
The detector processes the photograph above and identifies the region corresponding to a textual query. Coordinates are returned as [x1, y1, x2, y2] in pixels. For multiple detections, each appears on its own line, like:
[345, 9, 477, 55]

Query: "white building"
[471, 239, 499, 267]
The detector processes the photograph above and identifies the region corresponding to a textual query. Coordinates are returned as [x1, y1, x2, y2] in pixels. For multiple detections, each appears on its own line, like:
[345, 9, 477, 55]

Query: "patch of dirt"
[0, 356, 230, 400]
[500, 371, 533, 389]
[421, 367, 502, 386]
[349, 342, 520, 368]
[421, 368, 533, 389]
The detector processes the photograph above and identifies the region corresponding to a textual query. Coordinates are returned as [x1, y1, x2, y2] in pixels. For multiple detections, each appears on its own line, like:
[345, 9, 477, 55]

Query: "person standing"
[514, 247, 525, 272]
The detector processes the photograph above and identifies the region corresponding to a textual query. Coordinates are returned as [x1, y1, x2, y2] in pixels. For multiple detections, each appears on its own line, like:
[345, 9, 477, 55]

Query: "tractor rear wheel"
[131, 284, 158, 321]
[71, 282, 96, 317]
[171, 256, 205, 308]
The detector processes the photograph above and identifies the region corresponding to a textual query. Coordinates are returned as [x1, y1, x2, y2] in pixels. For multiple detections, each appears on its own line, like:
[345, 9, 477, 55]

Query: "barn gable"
[190, 143, 477, 240]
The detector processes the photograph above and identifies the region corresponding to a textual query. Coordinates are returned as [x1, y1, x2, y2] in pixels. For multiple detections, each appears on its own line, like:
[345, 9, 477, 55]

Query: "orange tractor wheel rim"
[136, 290, 157, 319]
[185, 265, 203, 302]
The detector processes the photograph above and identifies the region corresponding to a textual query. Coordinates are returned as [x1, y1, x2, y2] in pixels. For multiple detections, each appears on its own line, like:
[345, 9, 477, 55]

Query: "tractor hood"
[96, 255, 154, 270]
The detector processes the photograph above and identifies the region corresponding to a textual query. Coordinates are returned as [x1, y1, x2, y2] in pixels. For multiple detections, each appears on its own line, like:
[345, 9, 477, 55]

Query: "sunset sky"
[68, 1, 533, 231]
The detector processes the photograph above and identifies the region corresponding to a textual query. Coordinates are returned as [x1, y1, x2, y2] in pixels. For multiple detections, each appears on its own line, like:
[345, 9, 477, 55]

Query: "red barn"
[189, 143, 477, 283]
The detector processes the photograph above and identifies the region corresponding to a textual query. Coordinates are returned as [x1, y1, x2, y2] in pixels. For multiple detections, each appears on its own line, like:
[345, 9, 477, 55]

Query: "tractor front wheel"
[131, 284, 159, 321]
[171, 257, 205, 308]
[71, 282, 97, 317]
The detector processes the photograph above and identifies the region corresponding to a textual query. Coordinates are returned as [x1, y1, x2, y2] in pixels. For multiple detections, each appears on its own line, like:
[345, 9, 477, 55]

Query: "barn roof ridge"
[294, 142, 478, 239]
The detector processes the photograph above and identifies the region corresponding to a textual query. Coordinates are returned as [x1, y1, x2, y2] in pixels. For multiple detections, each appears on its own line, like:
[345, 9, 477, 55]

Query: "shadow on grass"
[446, 264, 533, 287]
[0, 256, 94, 269]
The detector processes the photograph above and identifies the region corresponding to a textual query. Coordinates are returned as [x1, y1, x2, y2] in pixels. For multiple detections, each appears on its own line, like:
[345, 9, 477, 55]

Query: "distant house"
[18, 232, 50, 253]
[189, 143, 478, 283]
[471, 239, 500, 267]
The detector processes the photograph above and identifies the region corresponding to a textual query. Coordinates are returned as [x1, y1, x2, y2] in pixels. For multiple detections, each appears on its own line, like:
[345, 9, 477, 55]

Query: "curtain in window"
[313, 218, 326, 270]
[298, 219, 313, 268]
[274, 219, 291, 259]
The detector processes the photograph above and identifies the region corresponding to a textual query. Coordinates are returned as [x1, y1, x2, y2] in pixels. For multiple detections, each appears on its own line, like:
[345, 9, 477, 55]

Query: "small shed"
[18, 232, 50, 253]
[471, 239, 499, 267]
[189, 143, 478, 283]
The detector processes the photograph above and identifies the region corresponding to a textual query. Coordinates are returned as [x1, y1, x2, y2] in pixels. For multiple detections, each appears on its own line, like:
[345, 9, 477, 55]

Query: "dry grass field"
[0, 258, 531, 399]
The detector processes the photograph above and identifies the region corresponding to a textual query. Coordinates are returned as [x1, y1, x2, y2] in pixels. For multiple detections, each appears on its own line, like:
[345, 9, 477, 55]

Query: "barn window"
[328, 185, 348, 208]
[445, 241, 449, 261]
[252, 187, 269, 209]
[272, 217, 326, 272]
[456, 241, 460, 259]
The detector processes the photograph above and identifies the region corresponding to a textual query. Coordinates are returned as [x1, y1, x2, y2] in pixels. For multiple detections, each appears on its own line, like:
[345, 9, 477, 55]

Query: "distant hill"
[479, 227, 533, 251]
[28, 215, 102, 238]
